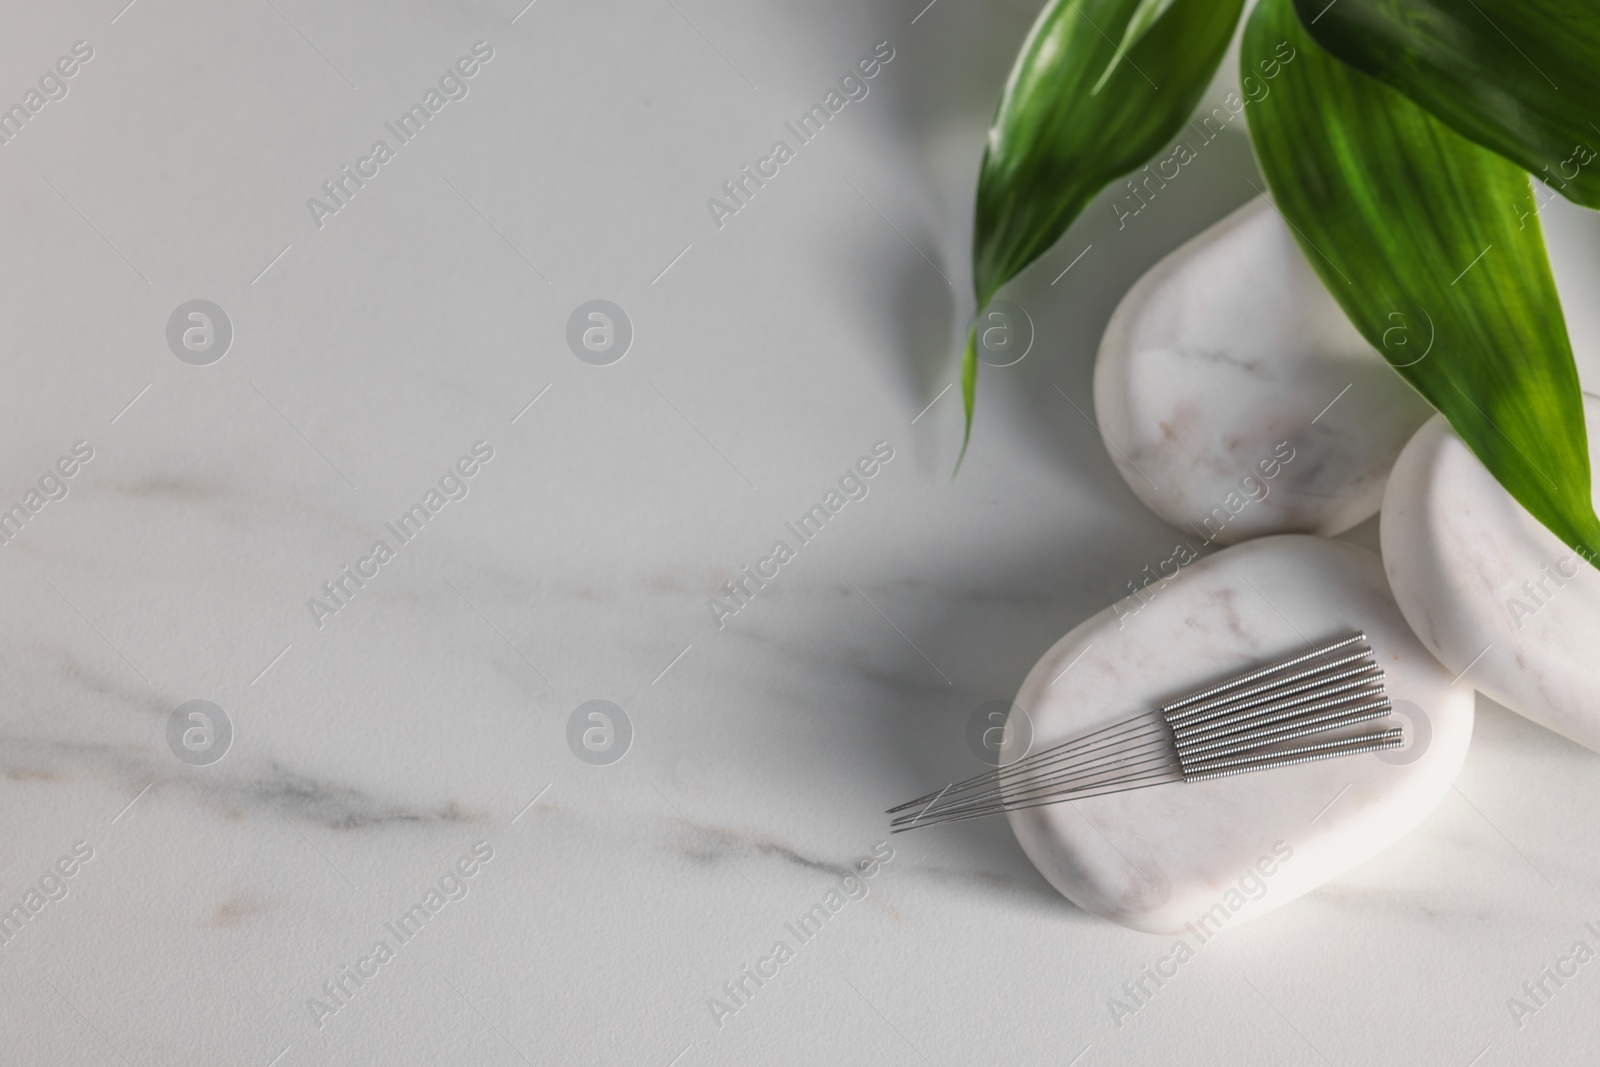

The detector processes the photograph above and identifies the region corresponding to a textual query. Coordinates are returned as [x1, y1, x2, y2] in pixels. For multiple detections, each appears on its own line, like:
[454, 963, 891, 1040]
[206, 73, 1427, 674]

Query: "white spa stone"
[1381, 397, 1600, 752]
[1094, 197, 1432, 544]
[1004, 535, 1473, 933]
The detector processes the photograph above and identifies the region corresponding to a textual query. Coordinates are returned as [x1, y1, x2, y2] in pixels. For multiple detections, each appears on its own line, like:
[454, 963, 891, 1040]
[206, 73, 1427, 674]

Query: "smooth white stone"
[1004, 535, 1473, 934]
[1094, 197, 1432, 544]
[1381, 396, 1600, 752]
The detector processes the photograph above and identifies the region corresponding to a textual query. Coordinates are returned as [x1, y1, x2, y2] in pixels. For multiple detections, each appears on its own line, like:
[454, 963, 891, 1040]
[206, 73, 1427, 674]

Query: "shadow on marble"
[840, 0, 1038, 413]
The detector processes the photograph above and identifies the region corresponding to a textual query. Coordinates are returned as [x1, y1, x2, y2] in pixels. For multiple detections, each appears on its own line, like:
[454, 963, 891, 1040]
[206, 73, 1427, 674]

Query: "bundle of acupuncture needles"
[890, 631, 1405, 832]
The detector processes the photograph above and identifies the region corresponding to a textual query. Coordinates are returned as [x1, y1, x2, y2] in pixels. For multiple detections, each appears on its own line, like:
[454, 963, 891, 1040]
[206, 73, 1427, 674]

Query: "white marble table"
[3, 1, 1600, 1064]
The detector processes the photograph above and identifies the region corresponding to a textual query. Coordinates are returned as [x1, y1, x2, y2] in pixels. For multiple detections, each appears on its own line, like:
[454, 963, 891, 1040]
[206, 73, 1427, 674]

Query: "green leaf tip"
[963, 0, 1243, 459]
[953, 325, 978, 478]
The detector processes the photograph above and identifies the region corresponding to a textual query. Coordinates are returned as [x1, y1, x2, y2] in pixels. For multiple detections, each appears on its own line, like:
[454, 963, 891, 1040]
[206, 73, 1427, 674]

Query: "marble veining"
[3, 1, 1599, 1061]
[1094, 197, 1433, 543]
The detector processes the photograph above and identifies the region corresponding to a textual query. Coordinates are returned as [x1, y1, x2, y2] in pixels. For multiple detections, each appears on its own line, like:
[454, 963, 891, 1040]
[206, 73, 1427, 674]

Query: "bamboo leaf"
[1244, 0, 1600, 566]
[1295, 0, 1600, 207]
[1092, 0, 1180, 94]
[961, 0, 1244, 468]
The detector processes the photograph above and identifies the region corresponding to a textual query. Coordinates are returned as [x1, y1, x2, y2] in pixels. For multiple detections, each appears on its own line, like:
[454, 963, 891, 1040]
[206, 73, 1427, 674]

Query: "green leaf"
[1244, 0, 1600, 567]
[1092, 0, 1179, 94]
[1294, 0, 1600, 207]
[961, 0, 1244, 468]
